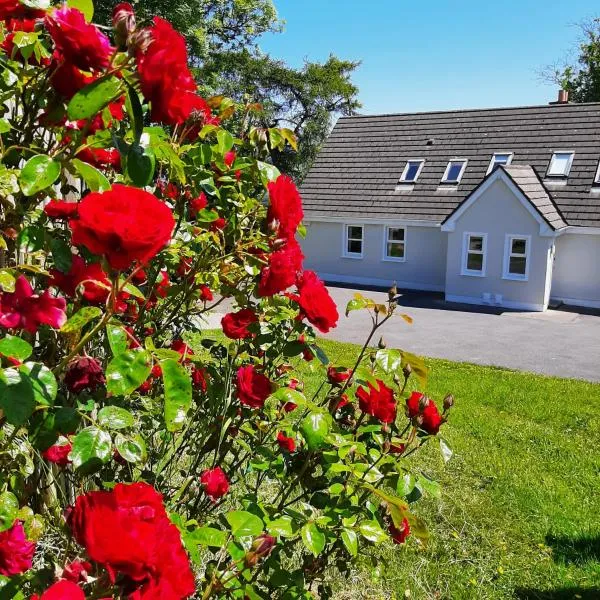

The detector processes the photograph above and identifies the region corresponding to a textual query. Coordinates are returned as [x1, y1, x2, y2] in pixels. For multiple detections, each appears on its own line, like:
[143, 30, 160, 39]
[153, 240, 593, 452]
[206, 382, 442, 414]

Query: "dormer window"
[399, 159, 425, 183]
[547, 151, 574, 177]
[487, 152, 513, 174]
[441, 159, 467, 184]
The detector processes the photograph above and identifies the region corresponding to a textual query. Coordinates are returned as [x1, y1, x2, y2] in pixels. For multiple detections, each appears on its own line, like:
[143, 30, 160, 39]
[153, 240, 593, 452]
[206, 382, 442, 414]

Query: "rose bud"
[64, 356, 105, 394]
[443, 393, 455, 412]
[113, 2, 136, 50]
[388, 283, 398, 301]
[42, 439, 72, 467]
[402, 363, 412, 379]
[378, 336, 386, 349]
[245, 533, 277, 567]
[389, 517, 411, 544]
[327, 366, 352, 385]
[200, 466, 229, 501]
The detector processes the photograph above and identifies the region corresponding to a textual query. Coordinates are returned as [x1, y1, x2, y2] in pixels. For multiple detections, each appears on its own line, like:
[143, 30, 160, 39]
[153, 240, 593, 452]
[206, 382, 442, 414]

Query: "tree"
[94, 0, 360, 180]
[545, 18, 600, 102]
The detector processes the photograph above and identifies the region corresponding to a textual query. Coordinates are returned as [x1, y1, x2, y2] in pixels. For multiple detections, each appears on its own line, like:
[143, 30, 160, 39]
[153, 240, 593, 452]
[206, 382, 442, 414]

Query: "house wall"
[445, 179, 554, 311]
[301, 221, 447, 291]
[551, 232, 600, 308]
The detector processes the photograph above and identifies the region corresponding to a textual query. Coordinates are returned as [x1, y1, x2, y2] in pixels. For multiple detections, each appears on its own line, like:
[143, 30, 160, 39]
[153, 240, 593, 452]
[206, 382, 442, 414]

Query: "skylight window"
[487, 152, 513, 174]
[399, 159, 425, 183]
[547, 151, 574, 177]
[441, 159, 467, 184]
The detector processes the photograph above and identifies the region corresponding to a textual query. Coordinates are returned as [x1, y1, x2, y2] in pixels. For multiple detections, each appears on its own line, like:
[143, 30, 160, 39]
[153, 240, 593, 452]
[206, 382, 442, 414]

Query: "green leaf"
[70, 426, 112, 473]
[257, 161, 280, 186]
[72, 158, 110, 192]
[300, 412, 330, 450]
[440, 438, 453, 463]
[114, 432, 146, 463]
[359, 520, 388, 543]
[301, 522, 326, 557]
[162, 358, 192, 432]
[0, 336, 32, 361]
[98, 406, 134, 430]
[216, 129, 234, 154]
[126, 143, 155, 187]
[280, 128, 298, 151]
[0, 119, 11, 134]
[226, 511, 264, 539]
[67, 75, 122, 121]
[190, 526, 227, 548]
[401, 350, 429, 386]
[311, 344, 329, 366]
[17, 226, 44, 252]
[0, 492, 18, 533]
[345, 297, 367, 317]
[50, 237, 73, 273]
[66, 0, 93, 20]
[397, 472, 416, 497]
[119, 281, 145, 300]
[0, 270, 15, 292]
[375, 349, 402, 374]
[269, 387, 306, 408]
[106, 350, 151, 397]
[341, 528, 358, 557]
[60, 306, 102, 334]
[416, 473, 441, 498]
[19, 155, 60, 196]
[267, 516, 294, 538]
[107, 323, 128, 355]
[126, 83, 144, 143]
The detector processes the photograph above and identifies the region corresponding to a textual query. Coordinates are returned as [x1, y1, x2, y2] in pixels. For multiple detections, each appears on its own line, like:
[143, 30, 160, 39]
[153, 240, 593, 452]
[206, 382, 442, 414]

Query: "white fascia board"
[303, 215, 441, 228]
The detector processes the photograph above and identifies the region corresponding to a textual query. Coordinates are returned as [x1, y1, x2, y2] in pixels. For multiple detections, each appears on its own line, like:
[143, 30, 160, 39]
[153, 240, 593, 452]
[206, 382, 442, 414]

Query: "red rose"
[32, 580, 85, 600]
[0, 275, 67, 333]
[69, 482, 195, 598]
[42, 440, 72, 467]
[45, 7, 113, 71]
[191, 366, 208, 392]
[276, 431, 296, 452]
[389, 441, 406, 455]
[389, 518, 411, 544]
[0, 0, 45, 20]
[199, 285, 213, 302]
[76, 146, 121, 170]
[258, 239, 304, 297]
[50, 255, 110, 304]
[154, 270, 170, 298]
[171, 339, 194, 362]
[189, 192, 207, 218]
[210, 217, 226, 231]
[136, 17, 205, 125]
[406, 392, 443, 435]
[62, 560, 93, 583]
[356, 379, 397, 424]
[49, 59, 94, 99]
[200, 466, 229, 501]
[70, 185, 174, 271]
[44, 200, 79, 219]
[224, 150, 236, 168]
[221, 308, 258, 339]
[236, 365, 272, 409]
[327, 366, 352, 385]
[64, 355, 106, 394]
[0, 521, 35, 576]
[296, 270, 339, 333]
[267, 175, 304, 240]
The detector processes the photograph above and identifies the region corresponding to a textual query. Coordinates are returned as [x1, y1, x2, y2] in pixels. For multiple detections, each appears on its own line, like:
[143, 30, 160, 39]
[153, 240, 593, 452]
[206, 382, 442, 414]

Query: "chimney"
[550, 89, 569, 105]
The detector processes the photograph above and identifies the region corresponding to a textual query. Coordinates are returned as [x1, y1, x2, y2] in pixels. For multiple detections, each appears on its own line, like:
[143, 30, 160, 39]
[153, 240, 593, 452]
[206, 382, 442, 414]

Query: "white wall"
[445, 179, 553, 311]
[552, 233, 600, 308]
[301, 221, 447, 291]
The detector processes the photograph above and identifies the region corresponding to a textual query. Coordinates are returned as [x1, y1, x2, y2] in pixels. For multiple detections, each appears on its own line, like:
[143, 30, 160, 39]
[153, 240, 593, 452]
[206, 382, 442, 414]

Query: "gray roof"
[301, 103, 600, 227]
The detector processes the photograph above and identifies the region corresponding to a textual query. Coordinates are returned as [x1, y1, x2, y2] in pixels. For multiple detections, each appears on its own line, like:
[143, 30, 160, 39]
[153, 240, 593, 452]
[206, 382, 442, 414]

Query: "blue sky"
[260, 0, 599, 115]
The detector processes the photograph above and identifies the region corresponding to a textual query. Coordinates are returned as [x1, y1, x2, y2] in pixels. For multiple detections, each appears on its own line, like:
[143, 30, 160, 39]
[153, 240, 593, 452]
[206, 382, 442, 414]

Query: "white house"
[299, 98, 600, 311]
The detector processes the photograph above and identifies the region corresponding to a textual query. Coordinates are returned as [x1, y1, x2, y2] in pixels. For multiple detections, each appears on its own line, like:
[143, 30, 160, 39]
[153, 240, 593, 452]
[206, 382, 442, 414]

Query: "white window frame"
[342, 224, 364, 259]
[502, 234, 531, 281]
[441, 159, 468, 184]
[486, 152, 514, 175]
[546, 150, 574, 177]
[382, 225, 406, 262]
[461, 232, 487, 277]
[399, 159, 425, 183]
[594, 161, 600, 184]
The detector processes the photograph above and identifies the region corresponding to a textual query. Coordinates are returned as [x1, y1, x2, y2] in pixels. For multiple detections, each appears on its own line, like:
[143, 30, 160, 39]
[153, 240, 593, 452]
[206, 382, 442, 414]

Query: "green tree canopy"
[94, 0, 360, 180]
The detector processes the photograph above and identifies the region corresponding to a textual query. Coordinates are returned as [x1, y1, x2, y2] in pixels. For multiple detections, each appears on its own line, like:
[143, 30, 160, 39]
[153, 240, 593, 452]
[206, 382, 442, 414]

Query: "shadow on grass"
[515, 588, 600, 600]
[546, 534, 600, 565]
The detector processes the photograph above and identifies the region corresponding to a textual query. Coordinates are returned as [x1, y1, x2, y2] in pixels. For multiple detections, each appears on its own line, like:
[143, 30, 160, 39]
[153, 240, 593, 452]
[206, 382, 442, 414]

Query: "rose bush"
[0, 1, 454, 598]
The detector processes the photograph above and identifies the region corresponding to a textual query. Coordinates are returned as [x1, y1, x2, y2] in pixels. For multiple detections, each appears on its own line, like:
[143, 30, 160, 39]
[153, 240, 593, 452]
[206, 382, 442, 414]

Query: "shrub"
[0, 2, 453, 598]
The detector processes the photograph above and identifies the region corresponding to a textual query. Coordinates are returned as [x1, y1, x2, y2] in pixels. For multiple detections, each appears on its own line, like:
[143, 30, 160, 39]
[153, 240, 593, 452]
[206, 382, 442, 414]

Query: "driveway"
[320, 286, 600, 382]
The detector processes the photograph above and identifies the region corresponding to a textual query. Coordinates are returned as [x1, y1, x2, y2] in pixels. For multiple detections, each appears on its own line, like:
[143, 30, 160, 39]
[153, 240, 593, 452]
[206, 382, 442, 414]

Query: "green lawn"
[298, 339, 600, 600]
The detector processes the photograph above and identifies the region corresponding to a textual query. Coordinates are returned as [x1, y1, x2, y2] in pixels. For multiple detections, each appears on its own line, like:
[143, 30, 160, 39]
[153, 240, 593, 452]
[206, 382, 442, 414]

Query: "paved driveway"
[320, 286, 600, 382]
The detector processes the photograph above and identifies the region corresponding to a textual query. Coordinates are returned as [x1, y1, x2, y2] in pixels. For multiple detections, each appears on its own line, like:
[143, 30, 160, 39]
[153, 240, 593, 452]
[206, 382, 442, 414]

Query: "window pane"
[468, 236, 483, 252]
[388, 228, 404, 241]
[548, 152, 572, 175]
[347, 226, 362, 240]
[348, 240, 362, 254]
[511, 238, 526, 254]
[494, 154, 511, 164]
[387, 242, 404, 258]
[509, 256, 527, 275]
[446, 161, 465, 181]
[403, 162, 421, 181]
[467, 253, 483, 271]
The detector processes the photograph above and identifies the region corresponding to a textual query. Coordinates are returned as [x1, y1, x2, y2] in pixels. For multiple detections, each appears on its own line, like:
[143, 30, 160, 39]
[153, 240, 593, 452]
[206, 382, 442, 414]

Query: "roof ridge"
[341, 102, 600, 120]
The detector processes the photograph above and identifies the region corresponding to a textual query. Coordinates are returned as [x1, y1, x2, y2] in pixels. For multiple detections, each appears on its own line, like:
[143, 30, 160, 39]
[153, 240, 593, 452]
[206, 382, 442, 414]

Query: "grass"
[296, 339, 600, 600]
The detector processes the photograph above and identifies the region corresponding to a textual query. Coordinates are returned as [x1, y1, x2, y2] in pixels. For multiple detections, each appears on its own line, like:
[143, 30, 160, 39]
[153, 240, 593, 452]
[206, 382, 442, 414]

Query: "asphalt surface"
[204, 286, 600, 382]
